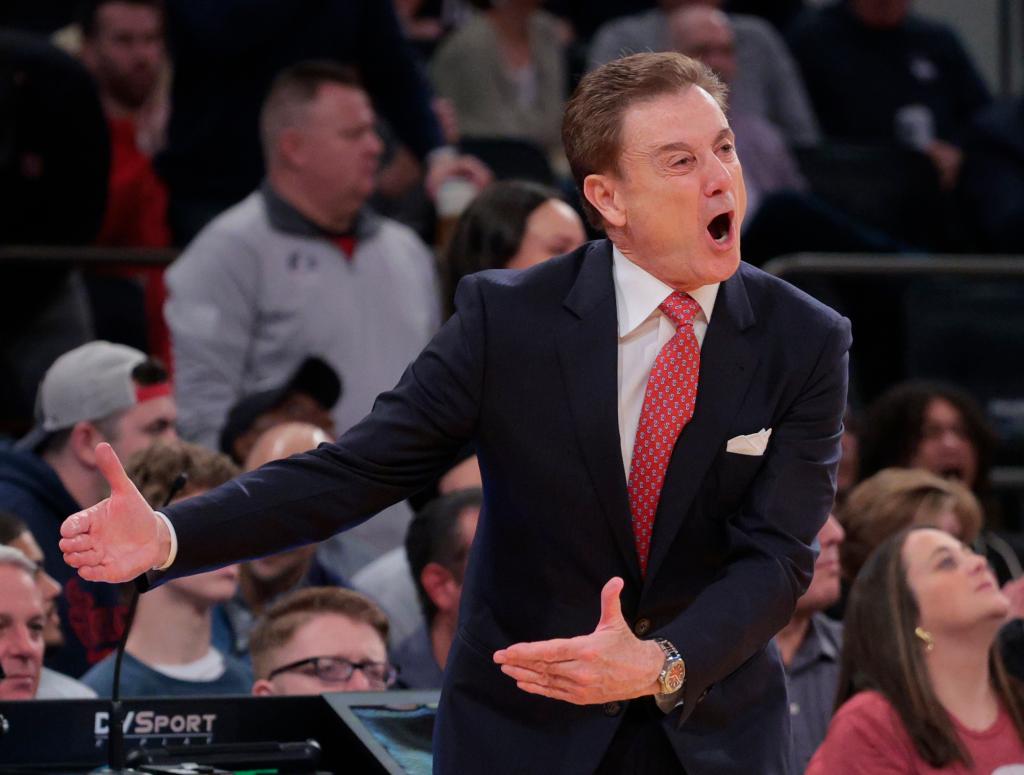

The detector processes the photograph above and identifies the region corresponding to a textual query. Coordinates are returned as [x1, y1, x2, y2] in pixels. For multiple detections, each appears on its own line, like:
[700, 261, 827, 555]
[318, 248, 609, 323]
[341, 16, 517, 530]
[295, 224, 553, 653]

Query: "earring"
[914, 627, 935, 652]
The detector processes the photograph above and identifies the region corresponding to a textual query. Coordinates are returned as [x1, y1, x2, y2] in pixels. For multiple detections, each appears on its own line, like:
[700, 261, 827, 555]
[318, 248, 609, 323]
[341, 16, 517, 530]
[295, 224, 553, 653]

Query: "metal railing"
[0, 246, 178, 266]
[763, 253, 1024, 279]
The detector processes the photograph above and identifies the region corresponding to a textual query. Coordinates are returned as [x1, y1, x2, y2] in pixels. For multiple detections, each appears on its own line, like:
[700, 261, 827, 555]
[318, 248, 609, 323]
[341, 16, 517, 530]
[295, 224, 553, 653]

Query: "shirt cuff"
[654, 685, 686, 713]
[153, 511, 178, 571]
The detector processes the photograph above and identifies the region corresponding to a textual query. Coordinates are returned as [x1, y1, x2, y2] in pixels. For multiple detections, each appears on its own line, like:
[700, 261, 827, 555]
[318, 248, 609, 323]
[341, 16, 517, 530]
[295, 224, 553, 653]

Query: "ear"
[583, 173, 626, 229]
[420, 562, 459, 613]
[277, 127, 306, 168]
[68, 422, 105, 469]
[251, 679, 275, 697]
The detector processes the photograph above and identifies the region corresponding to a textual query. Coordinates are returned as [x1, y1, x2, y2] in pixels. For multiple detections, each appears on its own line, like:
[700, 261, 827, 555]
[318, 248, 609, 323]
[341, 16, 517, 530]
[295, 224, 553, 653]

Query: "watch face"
[662, 661, 685, 693]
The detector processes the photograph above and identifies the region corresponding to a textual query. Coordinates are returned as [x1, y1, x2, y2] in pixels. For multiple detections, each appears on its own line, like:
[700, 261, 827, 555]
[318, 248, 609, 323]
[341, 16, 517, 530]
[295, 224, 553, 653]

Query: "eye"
[936, 555, 957, 570]
[145, 419, 172, 435]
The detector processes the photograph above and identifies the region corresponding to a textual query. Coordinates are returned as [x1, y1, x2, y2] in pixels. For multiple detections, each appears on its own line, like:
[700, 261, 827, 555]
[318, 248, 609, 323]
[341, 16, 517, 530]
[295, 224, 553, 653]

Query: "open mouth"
[937, 465, 965, 481]
[707, 212, 733, 244]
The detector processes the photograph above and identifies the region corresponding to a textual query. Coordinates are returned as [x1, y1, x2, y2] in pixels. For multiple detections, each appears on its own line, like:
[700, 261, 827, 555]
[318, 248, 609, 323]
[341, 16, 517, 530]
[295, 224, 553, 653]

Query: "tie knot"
[659, 292, 701, 328]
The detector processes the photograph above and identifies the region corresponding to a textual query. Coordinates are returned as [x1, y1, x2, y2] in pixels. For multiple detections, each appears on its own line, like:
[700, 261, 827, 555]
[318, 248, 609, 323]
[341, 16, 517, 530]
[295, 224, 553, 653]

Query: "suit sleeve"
[153, 276, 487, 583]
[656, 313, 851, 724]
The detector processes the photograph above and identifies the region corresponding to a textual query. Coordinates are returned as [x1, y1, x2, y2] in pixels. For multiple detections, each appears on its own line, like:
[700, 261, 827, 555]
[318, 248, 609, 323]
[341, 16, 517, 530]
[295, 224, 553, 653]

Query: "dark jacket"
[156, 241, 851, 773]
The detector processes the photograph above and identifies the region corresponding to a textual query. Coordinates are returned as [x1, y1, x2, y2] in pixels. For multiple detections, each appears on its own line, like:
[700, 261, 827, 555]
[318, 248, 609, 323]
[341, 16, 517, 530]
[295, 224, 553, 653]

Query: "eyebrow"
[928, 543, 964, 561]
[652, 128, 734, 155]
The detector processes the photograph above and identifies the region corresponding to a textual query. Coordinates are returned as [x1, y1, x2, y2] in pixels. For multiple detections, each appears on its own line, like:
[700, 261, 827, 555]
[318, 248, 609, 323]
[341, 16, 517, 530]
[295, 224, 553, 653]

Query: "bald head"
[245, 422, 332, 471]
[669, 5, 737, 85]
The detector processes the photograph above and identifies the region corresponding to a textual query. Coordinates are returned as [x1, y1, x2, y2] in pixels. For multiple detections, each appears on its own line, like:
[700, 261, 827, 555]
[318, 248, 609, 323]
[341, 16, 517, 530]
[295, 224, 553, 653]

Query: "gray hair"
[0, 545, 37, 575]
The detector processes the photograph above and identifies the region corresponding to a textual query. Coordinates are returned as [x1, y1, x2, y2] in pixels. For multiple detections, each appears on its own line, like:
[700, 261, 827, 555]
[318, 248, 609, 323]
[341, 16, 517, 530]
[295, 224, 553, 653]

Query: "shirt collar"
[260, 179, 380, 241]
[790, 614, 843, 673]
[611, 244, 719, 338]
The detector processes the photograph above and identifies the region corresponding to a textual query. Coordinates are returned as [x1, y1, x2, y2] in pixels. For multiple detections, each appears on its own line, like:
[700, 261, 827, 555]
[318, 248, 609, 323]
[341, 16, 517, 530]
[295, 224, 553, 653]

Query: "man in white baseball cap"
[0, 341, 176, 677]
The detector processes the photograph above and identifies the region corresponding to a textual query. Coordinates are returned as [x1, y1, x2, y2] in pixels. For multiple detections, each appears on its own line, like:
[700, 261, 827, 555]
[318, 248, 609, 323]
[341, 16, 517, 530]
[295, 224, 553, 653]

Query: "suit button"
[634, 618, 652, 637]
[603, 702, 622, 717]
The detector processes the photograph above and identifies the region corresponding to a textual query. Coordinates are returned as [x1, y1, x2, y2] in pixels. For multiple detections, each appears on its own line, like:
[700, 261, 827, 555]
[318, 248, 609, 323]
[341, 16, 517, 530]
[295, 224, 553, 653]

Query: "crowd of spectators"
[1, 1, 1023, 772]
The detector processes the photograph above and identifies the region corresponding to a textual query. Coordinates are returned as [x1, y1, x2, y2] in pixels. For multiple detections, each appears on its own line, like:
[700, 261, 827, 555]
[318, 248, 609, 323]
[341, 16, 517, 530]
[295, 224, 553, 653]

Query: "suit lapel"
[556, 242, 641, 584]
[643, 266, 760, 592]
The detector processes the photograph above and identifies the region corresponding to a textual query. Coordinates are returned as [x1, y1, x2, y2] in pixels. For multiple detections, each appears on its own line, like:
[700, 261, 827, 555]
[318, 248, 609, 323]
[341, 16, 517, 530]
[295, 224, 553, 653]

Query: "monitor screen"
[323, 690, 440, 775]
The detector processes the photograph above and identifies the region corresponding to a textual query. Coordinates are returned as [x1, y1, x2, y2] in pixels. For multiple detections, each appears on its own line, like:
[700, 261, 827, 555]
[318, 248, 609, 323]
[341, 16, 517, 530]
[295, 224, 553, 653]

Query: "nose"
[821, 514, 845, 546]
[702, 154, 731, 198]
[39, 570, 61, 601]
[936, 426, 966, 449]
[5, 624, 39, 658]
[966, 550, 990, 576]
[366, 130, 385, 159]
[346, 667, 374, 692]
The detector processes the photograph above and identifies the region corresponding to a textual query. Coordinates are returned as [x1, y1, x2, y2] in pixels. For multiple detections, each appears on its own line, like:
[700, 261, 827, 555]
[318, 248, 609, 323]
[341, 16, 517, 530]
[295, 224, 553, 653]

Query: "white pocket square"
[725, 428, 772, 456]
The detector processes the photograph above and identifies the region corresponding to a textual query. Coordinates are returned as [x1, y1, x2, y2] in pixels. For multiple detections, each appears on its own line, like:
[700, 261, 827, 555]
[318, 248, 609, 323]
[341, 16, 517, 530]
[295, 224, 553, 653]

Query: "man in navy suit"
[61, 52, 850, 773]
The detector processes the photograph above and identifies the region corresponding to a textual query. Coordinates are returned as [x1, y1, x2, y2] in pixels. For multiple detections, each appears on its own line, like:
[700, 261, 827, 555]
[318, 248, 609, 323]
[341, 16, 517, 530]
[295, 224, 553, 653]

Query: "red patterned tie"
[627, 292, 702, 576]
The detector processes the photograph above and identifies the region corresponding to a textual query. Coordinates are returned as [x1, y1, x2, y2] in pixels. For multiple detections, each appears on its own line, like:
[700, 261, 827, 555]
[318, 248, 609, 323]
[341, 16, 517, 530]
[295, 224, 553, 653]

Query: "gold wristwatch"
[653, 637, 686, 695]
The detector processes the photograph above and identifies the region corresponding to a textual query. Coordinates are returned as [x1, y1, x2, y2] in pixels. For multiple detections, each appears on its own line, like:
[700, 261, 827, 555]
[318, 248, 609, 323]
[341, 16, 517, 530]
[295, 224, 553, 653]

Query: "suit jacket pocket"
[715, 450, 765, 514]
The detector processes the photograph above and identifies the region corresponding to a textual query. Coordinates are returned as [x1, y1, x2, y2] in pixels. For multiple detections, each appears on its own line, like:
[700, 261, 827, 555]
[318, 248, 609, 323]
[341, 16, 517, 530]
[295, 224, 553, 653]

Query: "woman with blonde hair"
[808, 527, 1024, 773]
[838, 467, 982, 583]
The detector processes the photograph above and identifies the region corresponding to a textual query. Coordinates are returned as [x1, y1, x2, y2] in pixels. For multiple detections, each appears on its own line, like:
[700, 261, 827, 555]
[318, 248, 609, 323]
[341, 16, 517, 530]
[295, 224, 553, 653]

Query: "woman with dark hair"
[859, 380, 996, 505]
[443, 179, 585, 316]
[808, 527, 1024, 773]
[858, 379, 1022, 585]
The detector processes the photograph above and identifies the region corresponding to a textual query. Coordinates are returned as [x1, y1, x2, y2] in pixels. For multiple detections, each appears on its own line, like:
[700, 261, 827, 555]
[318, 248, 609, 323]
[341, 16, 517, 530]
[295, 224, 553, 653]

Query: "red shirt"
[95, 115, 173, 367]
[97, 115, 170, 248]
[807, 690, 1024, 774]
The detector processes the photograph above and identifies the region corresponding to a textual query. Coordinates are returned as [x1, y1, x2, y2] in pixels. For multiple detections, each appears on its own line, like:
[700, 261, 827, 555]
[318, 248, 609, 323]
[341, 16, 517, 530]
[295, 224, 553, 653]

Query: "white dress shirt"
[612, 245, 719, 478]
[612, 245, 720, 710]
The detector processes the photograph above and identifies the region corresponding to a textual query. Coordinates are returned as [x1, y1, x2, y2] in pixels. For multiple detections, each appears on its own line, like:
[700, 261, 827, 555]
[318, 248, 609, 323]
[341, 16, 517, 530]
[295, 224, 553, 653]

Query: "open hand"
[493, 577, 664, 705]
[59, 443, 170, 582]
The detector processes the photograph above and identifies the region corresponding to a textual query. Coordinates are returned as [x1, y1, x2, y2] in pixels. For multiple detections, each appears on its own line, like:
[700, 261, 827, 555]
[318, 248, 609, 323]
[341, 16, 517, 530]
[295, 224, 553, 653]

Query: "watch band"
[654, 637, 681, 662]
[653, 637, 686, 695]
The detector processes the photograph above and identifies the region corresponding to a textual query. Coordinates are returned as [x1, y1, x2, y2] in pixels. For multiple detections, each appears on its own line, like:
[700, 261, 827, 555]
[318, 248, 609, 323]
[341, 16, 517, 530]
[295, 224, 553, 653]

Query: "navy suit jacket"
[160, 240, 851, 774]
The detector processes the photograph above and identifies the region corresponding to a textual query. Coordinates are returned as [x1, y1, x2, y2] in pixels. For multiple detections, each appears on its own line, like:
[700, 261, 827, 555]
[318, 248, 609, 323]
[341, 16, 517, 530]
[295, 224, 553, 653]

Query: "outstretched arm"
[61, 275, 489, 585]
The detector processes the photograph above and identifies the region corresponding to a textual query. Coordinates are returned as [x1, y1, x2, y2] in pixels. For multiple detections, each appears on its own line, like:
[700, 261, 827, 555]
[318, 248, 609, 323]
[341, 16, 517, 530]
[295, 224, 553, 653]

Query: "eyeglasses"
[267, 655, 399, 689]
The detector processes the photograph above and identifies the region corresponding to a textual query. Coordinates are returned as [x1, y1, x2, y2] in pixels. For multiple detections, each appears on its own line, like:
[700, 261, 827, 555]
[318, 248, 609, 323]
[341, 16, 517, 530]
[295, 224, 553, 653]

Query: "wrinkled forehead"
[618, 86, 729, 155]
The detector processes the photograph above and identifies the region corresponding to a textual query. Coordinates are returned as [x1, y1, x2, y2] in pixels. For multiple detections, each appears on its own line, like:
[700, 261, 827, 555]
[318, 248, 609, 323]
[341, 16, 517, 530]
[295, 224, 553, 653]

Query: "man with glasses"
[251, 587, 397, 695]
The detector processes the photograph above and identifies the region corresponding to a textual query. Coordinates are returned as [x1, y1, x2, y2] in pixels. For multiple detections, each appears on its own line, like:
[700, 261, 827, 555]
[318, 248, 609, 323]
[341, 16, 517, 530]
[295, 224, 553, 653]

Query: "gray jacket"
[166, 188, 441, 449]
